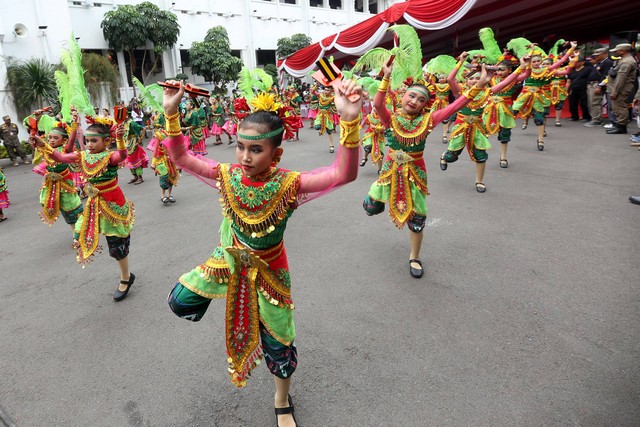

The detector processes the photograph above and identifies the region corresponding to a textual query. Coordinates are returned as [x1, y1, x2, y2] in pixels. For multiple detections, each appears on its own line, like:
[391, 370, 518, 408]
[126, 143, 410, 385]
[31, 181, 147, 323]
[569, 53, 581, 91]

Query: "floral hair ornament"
[237, 92, 298, 141]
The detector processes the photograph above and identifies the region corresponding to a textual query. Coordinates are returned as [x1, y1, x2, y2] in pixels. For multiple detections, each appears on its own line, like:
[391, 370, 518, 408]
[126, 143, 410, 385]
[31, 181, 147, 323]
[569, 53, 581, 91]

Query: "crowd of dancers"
[2, 27, 634, 427]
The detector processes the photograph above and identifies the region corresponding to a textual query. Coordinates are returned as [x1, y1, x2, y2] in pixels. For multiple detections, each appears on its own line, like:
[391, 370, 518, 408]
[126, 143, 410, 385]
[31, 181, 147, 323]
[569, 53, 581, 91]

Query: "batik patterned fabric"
[124, 121, 149, 169]
[366, 111, 433, 228]
[151, 137, 179, 188]
[74, 151, 134, 265]
[177, 163, 301, 387]
[185, 109, 207, 155]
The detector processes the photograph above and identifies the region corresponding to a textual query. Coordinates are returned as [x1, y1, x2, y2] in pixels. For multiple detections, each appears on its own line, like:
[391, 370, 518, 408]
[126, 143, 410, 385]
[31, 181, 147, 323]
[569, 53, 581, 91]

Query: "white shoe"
[604, 123, 614, 129]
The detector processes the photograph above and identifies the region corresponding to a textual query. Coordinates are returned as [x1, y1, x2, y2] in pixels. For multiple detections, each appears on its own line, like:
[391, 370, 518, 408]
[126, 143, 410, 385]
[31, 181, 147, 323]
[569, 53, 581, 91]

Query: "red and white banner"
[278, 0, 478, 78]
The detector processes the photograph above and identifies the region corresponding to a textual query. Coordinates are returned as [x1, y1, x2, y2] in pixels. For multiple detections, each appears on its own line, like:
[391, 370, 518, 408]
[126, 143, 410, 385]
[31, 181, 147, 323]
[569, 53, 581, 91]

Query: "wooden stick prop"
[312, 58, 360, 102]
[157, 81, 210, 98]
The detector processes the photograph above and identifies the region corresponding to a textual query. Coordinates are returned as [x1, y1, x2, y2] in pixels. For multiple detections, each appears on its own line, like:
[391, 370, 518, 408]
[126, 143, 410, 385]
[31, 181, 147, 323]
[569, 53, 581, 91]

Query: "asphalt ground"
[0, 118, 639, 426]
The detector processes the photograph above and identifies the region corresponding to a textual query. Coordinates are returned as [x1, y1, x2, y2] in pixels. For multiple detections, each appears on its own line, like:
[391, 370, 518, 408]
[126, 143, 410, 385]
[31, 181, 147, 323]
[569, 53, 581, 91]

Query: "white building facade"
[0, 0, 404, 132]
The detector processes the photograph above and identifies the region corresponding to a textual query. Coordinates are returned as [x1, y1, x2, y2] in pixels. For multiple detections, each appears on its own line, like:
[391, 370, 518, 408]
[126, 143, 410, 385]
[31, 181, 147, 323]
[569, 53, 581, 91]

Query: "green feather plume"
[251, 68, 273, 93]
[478, 27, 501, 64]
[425, 55, 464, 81]
[61, 34, 95, 117]
[37, 115, 57, 135]
[54, 70, 71, 123]
[353, 24, 423, 90]
[133, 77, 163, 114]
[549, 39, 566, 57]
[506, 37, 533, 58]
[237, 67, 255, 100]
[356, 76, 380, 96]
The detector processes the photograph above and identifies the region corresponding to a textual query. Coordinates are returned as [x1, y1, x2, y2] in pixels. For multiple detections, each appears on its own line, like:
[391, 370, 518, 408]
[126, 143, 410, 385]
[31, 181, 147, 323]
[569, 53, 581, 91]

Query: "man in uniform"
[0, 115, 29, 166]
[584, 47, 614, 127]
[606, 43, 638, 134]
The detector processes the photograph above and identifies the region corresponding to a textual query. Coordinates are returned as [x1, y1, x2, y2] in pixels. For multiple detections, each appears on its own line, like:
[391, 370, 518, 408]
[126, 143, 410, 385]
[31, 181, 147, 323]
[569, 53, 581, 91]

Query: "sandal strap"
[409, 258, 422, 266]
[275, 406, 294, 415]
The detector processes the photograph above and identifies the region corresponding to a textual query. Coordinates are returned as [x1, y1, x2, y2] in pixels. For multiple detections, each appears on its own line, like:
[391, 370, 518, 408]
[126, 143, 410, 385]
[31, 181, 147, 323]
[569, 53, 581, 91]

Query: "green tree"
[82, 53, 120, 105]
[101, 2, 179, 88]
[276, 33, 312, 59]
[189, 26, 243, 90]
[263, 63, 278, 83]
[5, 58, 58, 118]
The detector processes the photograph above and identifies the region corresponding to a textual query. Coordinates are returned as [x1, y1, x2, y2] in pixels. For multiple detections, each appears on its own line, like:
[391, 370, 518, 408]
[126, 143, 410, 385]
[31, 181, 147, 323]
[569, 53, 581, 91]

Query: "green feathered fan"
[133, 77, 163, 114]
[549, 39, 566, 58]
[356, 76, 380, 96]
[54, 70, 72, 123]
[467, 28, 502, 65]
[507, 37, 545, 58]
[237, 67, 275, 101]
[425, 54, 459, 80]
[353, 24, 423, 90]
[60, 34, 95, 118]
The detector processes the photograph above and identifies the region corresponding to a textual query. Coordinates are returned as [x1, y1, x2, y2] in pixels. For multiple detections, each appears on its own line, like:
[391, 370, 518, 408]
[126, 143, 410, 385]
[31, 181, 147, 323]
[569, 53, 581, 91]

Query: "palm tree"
[5, 58, 58, 117]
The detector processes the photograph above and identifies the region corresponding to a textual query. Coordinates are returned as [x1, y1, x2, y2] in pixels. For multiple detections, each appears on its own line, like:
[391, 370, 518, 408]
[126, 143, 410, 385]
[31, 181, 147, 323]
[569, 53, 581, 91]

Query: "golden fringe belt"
[484, 96, 516, 135]
[378, 149, 428, 228]
[450, 114, 487, 162]
[516, 87, 548, 117]
[76, 179, 133, 266]
[40, 169, 76, 225]
[209, 237, 294, 388]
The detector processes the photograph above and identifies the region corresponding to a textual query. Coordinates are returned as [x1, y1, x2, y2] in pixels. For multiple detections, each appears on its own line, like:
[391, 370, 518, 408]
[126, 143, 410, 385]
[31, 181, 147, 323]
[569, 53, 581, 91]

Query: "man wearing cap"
[0, 115, 29, 166]
[584, 47, 613, 127]
[606, 43, 637, 134]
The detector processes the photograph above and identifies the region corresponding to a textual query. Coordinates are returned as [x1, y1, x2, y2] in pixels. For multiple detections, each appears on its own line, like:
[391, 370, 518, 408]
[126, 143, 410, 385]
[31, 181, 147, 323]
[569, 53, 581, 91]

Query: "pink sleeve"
[431, 95, 470, 125]
[373, 88, 391, 128]
[447, 66, 463, 97]
[164, 134, 220, 187]
[49, 149, 80, 164]
[297, 145, 359, 205]
[109, 149, 127, 165]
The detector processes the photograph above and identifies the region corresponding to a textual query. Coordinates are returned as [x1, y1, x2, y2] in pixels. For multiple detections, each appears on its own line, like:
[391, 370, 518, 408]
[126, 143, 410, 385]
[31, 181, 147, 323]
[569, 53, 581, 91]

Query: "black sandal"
[359, 158, 368, 167]
[329, 146, 335, 153]
[475, 182, 487, 193]
[500, 158, 508, 168]
[275, 394, 298, 427]
[114, 272, 135, 302]
[439, 155, 448, 171]
[409, 259, 423, 278]
[537, 140, 544, 151]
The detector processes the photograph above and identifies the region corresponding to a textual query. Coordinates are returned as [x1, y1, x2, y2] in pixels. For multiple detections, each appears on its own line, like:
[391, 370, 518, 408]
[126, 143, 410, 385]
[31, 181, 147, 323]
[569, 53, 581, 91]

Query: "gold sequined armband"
[70, 121, 79, 131]
[339, 116, 362, 148]
[116, 138, 126, 150]
[513, 66, 524, 75]
[378, 78, 390, 92]
[164, 111, 182, 137]
[462, 85, 482, 100]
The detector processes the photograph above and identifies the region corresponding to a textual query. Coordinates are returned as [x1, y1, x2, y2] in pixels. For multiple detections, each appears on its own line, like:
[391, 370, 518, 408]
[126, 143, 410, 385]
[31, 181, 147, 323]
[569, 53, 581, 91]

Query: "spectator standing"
[567, 57, 592, 122]
[0, 115, 29, 166]
[584, 48, 614, 127]
[606, 43, 637, 134]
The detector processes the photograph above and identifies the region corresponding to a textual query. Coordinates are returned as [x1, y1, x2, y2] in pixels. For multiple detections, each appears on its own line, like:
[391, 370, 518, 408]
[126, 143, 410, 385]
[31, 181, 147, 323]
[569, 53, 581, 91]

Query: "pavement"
[0, 119, 639, 426]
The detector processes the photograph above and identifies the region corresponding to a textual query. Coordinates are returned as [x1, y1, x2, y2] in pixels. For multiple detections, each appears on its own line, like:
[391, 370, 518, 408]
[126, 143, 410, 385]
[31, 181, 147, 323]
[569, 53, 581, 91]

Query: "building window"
[368, 0, 378, 13]
[354, 0, 364, 13]
[329, 0, 342, 9]
[256, 49, 276, 66]
[280, 0, 296, 3]
[231, 50, 242, 59]
[310, 0, 324, 7]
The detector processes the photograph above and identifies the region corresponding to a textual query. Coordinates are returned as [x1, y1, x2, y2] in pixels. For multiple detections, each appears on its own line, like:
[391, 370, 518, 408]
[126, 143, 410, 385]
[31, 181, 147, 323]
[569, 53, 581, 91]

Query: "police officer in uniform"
[584, 47, 613, 127]
[606, 43, 638, 134]
[0, 115, 29, 166]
